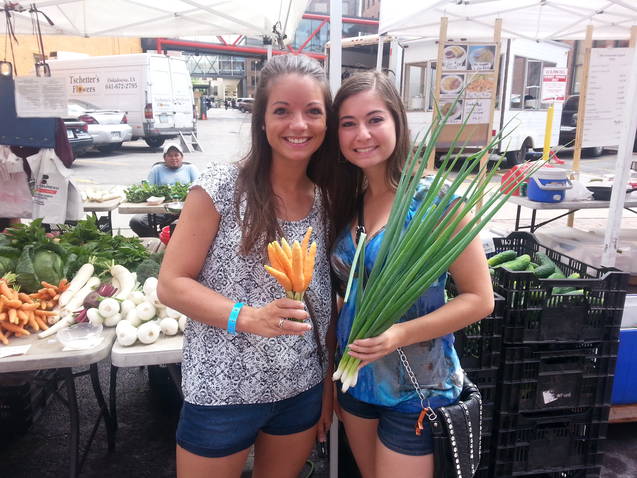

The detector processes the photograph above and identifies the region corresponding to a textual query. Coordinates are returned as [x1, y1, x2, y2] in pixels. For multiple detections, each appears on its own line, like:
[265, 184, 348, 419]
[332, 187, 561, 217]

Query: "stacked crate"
[489, 232, 628, 478]
[452, 288, 505, 478]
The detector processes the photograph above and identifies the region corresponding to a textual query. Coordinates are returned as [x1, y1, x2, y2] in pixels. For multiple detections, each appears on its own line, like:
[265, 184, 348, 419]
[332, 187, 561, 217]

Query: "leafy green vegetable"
[33, 249, 65, 285]
[15, 244, 66, 292]
[0, 256, 16, 277]
[135, 259, 161, 285]
[124, 181, 190, 203]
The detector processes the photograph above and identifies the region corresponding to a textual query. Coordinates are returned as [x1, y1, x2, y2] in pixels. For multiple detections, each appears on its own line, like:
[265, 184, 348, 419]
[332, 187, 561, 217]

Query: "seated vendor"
[129, 142, 199, 237]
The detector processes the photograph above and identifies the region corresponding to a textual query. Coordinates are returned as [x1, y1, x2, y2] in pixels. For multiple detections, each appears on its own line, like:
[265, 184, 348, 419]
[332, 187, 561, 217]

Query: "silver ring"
[278, 318, 286, 329]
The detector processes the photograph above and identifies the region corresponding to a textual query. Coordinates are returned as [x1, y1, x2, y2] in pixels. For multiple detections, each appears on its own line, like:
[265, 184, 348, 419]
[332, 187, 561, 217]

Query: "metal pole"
[329, 0, 343, 94]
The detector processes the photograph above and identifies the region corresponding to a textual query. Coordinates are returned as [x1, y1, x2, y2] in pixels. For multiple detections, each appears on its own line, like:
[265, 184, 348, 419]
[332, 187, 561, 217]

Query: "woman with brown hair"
[329, 71, 493, 478]
[157, 54, 337, 478]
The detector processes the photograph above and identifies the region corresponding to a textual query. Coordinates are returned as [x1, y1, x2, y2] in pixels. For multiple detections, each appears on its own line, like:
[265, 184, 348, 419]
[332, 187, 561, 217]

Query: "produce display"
[0, 218, 184, 348]
[488, 249, 583, 294]
[124, 181, 189, 203]
[264, 227, 317, 301]
[81, 186, 126, 203]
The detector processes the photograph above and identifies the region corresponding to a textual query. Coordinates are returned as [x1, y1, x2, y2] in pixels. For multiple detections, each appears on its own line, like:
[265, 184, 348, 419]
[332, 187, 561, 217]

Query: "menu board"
[582, 48, 632, 148]
[438, 42, 497, 145]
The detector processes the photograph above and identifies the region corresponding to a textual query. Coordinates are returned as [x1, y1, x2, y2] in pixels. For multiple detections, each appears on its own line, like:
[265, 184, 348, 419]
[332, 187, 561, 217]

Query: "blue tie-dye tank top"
[330, 177, 464, 413]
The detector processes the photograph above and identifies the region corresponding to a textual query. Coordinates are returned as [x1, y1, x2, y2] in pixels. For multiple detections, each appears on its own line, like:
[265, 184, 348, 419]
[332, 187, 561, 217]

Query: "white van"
[328, 36, 570, 168]
[49, 53, 196, 148]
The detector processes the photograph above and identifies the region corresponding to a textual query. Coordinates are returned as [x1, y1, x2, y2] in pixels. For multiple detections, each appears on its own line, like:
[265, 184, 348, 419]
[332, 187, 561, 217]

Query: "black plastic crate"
[491, 232, 628, 344]
[493, 407, 608, 476]
[450, 286, 504, 371]
[498, 341, 618, 412]
[466, 367, 498, 420]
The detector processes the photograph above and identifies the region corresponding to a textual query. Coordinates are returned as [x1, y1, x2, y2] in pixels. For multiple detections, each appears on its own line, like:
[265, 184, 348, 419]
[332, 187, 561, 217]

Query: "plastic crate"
[491, 232, 629, 344]
[454, 293, 504, 372]
[611, 328, 637, 404]
[498, 341, 618, 412]
[466, 367, 498, 420]
[493, 407, 608, 476]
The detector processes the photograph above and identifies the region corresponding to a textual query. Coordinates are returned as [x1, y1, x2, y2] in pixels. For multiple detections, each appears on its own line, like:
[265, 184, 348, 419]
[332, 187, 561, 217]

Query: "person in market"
[157, 54, 337, 477]
[128, 142, 199, 237]
[328, 71, 494, 478]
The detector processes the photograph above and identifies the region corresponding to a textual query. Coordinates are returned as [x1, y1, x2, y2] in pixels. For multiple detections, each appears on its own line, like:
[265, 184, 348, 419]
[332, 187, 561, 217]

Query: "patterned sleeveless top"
[181, 162, 332, 405]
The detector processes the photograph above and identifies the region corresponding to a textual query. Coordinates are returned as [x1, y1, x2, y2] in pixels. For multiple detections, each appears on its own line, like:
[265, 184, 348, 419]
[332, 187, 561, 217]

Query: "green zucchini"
[533, 252, 556, 278]
[495, 254, 531, 271]
[487, 250, 518, 267]
[525, 263, 535, 271]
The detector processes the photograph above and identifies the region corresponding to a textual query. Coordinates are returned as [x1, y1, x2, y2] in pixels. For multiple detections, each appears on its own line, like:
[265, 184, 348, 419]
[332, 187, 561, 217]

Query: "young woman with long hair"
[158, 54, 337, 478]
[329, 71, 494, 478]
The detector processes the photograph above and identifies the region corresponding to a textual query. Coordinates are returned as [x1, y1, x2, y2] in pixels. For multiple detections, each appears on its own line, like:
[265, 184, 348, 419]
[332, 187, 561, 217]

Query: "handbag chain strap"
[397, 347, 438, 434]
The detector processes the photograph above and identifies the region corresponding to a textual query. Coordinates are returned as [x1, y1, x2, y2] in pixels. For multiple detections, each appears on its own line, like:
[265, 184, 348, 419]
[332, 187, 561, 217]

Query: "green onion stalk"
[333, 100, 544, 392]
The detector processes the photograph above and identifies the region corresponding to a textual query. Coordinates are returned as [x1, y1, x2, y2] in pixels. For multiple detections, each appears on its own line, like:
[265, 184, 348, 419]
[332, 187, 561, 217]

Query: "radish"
[137, 321, 161, 344]
[120, 299, 135, 316]
[86, 308, 103, 326]
[143, 277, 158, 296]
[116, 319, 136, 334]
[59, 263, 94, 307]
[111, 265, 136, 300]
[117, 324, 138, 346]
[103, 312, 122, 327]
[178, 315, 187, 332]
[164, 307, 181, 319]
[159, 317, 179, 336]
[129, 290, 146, 305]
[125, 308, 142, 327]
[38, 314, 74, 339]
[136, 301, 156, 321]
[63, 277, 101, 313]
[98, 298, 120, 318]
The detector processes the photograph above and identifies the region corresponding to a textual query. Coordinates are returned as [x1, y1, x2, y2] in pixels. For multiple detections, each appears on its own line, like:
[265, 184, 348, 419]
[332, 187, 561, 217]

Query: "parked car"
[237, 98, 254, 113]
[67, 99, 133, 153]
[63, 118, 93, 157]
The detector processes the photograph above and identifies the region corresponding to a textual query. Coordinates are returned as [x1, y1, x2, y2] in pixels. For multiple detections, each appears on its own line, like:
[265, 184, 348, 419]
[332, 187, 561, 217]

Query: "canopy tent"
[363, 0, 637, 268]
[379, 0, 637, 41]
[0, 0, 307, 42]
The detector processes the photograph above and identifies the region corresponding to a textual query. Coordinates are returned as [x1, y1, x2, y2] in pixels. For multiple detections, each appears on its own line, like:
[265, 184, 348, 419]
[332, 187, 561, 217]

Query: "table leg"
[89, 364, 116, 452]
[61, 368, 80, 478]
[515, 205, 522, 231]
[107, 211, 113, 235]
[166, 364, 183, 400]
[110, 365, 119, 433]
[530, 209, 537, 233]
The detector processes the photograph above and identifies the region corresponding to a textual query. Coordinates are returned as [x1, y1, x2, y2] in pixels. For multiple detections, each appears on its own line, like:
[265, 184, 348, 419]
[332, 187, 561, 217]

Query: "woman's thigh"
[252, 426, 318, 478]
[340, 409, 379, 478]
[375, 439, 434, 478]
[176, 443, 250, 478]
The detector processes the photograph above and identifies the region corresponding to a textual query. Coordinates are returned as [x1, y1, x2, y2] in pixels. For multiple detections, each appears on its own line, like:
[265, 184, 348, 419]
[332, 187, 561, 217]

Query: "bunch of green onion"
[333, 105, 543, 392]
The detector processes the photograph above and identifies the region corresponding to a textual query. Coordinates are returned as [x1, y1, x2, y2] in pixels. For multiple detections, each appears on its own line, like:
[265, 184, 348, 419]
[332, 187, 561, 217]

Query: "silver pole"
[329, 0, 342, 94]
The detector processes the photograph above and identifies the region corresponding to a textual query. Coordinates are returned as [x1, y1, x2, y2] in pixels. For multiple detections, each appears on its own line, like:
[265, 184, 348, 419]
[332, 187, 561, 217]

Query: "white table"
[109, 335, 183, 431]
[83, 198, 122, 233]
[118, 202, 180, 234]
[0, 328, 116, 478]
[508, 195, 637, 232]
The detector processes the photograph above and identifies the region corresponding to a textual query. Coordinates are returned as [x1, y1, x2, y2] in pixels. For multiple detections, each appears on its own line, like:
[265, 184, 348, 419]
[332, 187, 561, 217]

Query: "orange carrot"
[8, 308, 17, 324]
[28, 315, 39, 332]
[20, 303, 39, 311]
[0, 281, 13, 297]
[304, 242, 317, 289]
[267, 243, 284, 272]
[34, 316, 49, 330]
[18, 293, 33, 303]
[40, 281, 59, 290]
[280, 237, 293, 260]
[264, 265, 293, 291]
[0, 321, 29, 335]
[272, 241, 293, 278]
[5, 298, 21, 309]
[16, 309, 29, 323]
[291, 241, 305, 292]
[34, 309, 59, 317]
[0, 330, 8, 345]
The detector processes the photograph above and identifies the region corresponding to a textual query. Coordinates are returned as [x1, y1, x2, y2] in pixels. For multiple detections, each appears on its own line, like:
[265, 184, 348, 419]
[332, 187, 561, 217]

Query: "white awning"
[1, 0, 308, 42]
[380, 0, 637, 41]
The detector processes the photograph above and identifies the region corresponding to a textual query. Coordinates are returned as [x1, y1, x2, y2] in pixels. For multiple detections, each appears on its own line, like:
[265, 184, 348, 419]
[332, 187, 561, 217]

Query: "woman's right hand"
[239, 298, 312, 338]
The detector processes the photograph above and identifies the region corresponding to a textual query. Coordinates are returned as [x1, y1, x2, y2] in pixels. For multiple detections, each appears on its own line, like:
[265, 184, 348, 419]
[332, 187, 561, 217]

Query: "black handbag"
[398, 349, 482, 478]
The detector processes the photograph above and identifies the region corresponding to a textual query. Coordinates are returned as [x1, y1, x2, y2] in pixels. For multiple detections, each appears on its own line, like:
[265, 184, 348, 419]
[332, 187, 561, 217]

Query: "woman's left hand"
[347, 324, 404, 368]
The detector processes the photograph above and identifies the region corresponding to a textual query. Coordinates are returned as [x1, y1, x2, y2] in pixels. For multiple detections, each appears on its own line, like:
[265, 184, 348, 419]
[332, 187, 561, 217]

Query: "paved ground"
[1, 107, 636, 477]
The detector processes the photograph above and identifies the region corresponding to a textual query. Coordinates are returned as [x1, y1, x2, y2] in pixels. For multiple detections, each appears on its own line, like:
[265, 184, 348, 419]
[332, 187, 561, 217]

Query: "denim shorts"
[176, 382, 323, 458]
[337, 388, 434, 456]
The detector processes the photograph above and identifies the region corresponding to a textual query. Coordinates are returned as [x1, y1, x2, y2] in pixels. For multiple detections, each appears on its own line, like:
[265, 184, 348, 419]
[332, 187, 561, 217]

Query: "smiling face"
[163, 148, 184, 169]
[338, 89, 396, 173]
[264, 73, 327, 166]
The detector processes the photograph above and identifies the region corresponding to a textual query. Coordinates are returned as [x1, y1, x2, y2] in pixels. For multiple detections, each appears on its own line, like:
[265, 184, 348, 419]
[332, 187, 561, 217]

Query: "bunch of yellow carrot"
[0, 276, 68, 345]
[264, 226, 317, 301]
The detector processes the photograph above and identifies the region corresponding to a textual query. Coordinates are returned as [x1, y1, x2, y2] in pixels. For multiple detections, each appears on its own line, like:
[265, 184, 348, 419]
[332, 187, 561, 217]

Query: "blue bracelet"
[227, 302, 244, 335]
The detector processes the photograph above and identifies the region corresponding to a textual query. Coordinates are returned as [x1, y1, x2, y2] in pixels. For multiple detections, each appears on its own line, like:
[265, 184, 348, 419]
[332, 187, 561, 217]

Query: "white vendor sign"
[541, 67, 567, 103]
